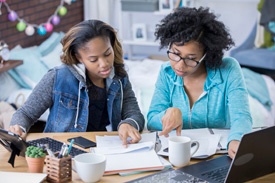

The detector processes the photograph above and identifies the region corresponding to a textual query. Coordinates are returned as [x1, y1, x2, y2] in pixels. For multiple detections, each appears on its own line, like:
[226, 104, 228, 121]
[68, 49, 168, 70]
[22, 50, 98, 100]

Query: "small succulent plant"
[25, 146, 46, 158]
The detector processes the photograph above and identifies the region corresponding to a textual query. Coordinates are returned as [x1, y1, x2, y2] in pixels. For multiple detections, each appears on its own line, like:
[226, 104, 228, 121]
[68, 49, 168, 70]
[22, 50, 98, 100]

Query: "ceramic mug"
[74, 153, 106, 183]
[169, 136, 199, 167]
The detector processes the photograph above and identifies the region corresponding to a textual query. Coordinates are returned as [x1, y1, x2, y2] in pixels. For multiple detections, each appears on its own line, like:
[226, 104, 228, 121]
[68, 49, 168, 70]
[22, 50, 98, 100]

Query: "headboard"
[0, 0, 84, 49]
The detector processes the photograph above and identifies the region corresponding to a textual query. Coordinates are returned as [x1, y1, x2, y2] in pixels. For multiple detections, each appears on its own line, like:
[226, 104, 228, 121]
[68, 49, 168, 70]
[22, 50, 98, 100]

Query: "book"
[91, 132, 165, 175]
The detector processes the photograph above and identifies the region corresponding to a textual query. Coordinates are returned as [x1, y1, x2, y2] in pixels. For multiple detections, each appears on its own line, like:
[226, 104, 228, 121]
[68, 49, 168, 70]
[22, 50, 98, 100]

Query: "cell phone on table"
[67, 136, 96, 149]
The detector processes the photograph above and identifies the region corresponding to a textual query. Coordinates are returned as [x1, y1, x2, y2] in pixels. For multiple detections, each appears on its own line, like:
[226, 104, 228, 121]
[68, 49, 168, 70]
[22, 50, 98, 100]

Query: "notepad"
[91, 132, 165, 175]
[0, 171, 47, 183]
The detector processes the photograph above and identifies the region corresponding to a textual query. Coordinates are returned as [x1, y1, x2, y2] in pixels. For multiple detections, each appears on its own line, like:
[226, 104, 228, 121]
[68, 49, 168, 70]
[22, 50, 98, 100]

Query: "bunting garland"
[0, 0, 76, 36]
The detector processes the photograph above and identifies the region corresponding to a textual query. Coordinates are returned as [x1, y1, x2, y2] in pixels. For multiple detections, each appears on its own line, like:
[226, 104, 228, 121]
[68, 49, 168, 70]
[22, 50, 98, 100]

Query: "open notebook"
[157, 128, 222, 159]
[91, 132, 165, 175]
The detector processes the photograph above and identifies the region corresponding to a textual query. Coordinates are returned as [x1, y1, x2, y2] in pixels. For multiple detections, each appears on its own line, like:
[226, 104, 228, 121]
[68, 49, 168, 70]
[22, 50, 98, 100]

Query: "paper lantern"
[58, 6, 67, 16]
[37, 26, 47, 35]
[25, 25, 35, 36]
[8, 11, 17, 21]
[44, 23, 53, 32]
[51, 15, 60, 25]
[16, 21, 26, 31]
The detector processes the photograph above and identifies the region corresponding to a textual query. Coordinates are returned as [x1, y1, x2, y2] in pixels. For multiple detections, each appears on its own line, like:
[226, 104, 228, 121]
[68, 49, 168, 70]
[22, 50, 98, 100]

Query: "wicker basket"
[45, 155, 72, 183]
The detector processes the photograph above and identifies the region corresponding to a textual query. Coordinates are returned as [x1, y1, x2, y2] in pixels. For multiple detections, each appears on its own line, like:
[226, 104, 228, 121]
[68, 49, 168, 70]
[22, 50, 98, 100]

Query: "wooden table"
[0, 132, 274, 182]
[0, 60, 23, 73]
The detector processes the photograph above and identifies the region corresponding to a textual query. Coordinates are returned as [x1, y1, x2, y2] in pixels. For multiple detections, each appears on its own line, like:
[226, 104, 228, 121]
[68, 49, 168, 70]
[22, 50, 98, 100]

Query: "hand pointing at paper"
[118, 123, 141, 148]
[159, 108, 182, 137]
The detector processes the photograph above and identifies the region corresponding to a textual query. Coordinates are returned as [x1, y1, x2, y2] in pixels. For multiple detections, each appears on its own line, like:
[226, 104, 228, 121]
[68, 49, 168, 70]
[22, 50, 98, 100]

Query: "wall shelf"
[0, 60, 23, 74]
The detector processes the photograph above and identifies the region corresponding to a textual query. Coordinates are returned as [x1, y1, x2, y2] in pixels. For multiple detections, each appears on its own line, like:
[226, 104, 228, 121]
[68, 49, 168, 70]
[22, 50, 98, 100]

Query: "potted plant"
[25, 146, 46, 173]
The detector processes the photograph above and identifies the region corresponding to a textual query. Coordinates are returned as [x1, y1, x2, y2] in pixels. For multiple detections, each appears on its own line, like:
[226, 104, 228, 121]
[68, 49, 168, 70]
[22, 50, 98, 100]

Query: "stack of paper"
[92, 132, 165, 175]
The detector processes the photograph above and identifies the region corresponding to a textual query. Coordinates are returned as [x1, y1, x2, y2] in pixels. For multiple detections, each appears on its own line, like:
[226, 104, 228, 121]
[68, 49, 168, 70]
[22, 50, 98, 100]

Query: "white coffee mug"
[74, 153, 106, 183]
[169, 136, 199, 167]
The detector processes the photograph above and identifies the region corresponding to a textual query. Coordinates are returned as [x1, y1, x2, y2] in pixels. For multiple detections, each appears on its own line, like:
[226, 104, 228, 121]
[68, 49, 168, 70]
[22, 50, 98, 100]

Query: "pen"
[45, 144, 55, 157]
[58, 142, 67, 158]
[62, 146, 68, 157]
[67, 139, 74, 155]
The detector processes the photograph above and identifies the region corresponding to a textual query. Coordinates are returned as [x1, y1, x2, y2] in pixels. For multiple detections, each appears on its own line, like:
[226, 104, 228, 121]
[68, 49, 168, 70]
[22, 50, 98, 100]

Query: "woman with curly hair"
[9, 20, 144, 146]
[147, 7, 252, 158]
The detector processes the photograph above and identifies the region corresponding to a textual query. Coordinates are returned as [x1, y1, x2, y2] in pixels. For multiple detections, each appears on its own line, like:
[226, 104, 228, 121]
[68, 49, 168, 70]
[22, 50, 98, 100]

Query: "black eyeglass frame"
[167, 50, 207, 67]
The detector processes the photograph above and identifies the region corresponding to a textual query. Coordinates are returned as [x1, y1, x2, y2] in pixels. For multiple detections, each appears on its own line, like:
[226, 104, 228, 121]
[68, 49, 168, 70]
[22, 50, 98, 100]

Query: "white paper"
[211, 128, 230, 149]
[0, 171, 47, 183]
[104, 149, 163, 172]
[94, 141, 154, 155]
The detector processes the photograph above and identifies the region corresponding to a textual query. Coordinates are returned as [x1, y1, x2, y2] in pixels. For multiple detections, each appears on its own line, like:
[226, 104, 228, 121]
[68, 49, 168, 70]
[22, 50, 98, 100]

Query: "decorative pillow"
[8, 46, 48, 85]
[38, 32, 64, 56]
[40, 43, 63, 69]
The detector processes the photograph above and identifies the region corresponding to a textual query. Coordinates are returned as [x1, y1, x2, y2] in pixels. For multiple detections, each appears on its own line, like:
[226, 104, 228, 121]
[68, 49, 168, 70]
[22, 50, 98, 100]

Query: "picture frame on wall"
[132, 23, 147, 41]
[174, 0, 194, 8]
[159, 0, 173, 13]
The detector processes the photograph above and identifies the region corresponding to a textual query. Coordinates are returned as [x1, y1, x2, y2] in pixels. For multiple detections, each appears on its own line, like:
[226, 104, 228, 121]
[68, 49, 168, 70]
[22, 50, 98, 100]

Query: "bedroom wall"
[0, 0, 84, 49]
[84, 0, 259, 59]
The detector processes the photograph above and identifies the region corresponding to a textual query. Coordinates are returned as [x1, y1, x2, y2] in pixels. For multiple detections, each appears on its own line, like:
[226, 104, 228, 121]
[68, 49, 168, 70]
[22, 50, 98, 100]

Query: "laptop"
[128, 126, 275, 183]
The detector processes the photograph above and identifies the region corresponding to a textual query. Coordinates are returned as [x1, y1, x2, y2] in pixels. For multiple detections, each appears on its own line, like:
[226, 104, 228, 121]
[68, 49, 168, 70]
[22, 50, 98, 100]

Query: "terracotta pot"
[25, 156, 46, 173]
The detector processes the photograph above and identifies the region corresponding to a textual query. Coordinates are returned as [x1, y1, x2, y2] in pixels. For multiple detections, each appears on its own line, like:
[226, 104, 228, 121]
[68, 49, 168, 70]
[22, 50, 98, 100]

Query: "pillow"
[38, 32, 64, 56]
[8, 46, 49, 85]
[40, 43, 63, 69]
[7, 70, 31, 89]
[0, 72, 22, 101]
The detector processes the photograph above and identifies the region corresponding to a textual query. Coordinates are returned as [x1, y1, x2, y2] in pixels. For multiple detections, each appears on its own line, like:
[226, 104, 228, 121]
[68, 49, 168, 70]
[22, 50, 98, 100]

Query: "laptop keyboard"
[27, 137, 87, 157]
[201, 166, 229, 183]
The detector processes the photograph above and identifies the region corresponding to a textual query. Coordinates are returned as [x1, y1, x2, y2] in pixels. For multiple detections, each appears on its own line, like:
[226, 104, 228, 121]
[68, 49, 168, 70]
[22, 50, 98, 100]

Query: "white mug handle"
[190, 141, 199, 157]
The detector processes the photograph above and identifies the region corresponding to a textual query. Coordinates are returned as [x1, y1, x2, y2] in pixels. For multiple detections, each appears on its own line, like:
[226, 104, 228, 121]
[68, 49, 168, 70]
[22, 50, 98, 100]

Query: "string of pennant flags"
[0, 0, 76, 36]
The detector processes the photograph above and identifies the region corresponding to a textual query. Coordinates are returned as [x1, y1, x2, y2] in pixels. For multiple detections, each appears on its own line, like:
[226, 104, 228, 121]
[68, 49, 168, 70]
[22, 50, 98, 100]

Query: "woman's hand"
[159, 107, 182, 137]
[8, 125, 27, 139]
[228, 140, 240, 159]
[118, 123, 141, 148]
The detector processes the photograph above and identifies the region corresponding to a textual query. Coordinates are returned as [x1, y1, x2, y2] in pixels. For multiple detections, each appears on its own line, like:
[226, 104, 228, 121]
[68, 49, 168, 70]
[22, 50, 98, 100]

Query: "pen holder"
[45, 154, 72, 183]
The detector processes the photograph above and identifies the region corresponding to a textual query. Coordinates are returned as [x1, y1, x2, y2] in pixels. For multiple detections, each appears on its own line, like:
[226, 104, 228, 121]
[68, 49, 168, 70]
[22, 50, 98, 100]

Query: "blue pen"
[67, 139, 74, 155]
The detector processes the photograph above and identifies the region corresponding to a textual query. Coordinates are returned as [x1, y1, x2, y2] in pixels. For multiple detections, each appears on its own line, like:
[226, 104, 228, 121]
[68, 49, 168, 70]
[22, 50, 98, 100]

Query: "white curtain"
[84, 0, 117, 26]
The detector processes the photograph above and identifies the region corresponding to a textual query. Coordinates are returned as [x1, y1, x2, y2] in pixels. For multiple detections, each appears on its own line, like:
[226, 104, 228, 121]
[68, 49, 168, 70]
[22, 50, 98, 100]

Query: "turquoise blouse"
[147, 57, 252, 144]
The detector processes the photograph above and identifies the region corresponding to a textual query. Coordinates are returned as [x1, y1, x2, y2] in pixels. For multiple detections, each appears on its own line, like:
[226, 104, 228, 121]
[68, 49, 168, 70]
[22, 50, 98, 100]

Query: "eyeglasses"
[167, 50, 207, 67]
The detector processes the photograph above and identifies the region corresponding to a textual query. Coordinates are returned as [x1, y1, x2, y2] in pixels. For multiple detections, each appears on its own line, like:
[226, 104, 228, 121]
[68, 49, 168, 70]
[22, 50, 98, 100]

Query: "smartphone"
[67, 136, 96, 149]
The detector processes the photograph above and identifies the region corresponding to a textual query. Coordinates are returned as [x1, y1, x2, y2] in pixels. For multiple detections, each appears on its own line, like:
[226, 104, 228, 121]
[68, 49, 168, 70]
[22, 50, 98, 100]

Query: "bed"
[1, 32, 274, 130]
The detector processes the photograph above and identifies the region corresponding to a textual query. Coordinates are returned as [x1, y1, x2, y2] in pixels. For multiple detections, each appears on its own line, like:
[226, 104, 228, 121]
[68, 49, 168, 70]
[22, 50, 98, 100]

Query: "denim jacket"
[10, 64, 145, 133]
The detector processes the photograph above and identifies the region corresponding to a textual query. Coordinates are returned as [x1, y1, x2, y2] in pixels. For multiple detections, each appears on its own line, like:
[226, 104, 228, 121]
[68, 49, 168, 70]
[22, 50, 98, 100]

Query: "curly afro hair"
[155, 7, 234, 68]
